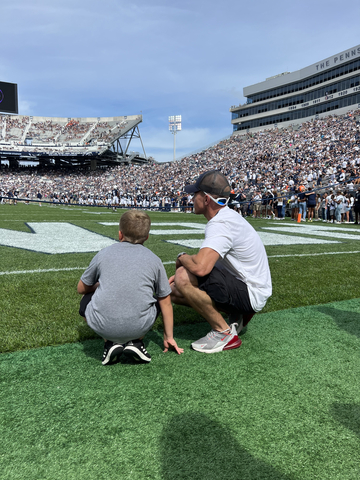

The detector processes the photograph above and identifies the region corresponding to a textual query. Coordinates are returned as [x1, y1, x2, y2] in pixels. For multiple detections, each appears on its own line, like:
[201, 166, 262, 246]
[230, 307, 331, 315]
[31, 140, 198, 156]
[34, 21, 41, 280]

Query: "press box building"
[230, 45, 360, 133]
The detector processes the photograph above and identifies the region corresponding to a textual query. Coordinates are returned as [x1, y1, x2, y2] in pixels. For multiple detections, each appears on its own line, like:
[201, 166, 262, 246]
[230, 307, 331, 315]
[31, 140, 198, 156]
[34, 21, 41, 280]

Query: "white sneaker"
[191, 324, 241, 353]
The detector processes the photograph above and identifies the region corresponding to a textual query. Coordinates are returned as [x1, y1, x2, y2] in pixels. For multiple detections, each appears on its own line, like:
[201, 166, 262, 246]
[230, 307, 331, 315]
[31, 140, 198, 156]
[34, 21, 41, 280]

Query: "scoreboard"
[0, 81, 18, 114]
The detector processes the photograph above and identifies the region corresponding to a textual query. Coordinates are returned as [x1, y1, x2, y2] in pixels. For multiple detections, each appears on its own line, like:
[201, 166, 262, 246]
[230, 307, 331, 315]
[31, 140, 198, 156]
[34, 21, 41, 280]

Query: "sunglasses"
[203, 191, 229, 206]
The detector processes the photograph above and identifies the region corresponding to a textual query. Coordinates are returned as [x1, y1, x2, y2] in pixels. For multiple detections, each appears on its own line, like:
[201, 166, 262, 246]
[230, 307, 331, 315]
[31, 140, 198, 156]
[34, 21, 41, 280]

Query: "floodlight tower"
[169, 115, 181, 161]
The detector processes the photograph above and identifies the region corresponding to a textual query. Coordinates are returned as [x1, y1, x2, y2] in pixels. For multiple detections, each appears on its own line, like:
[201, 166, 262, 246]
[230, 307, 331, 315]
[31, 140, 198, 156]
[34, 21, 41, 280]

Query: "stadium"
[231, 44, 360, 132]
[1, 46, 360, 480]
[0, 111, 148, 169]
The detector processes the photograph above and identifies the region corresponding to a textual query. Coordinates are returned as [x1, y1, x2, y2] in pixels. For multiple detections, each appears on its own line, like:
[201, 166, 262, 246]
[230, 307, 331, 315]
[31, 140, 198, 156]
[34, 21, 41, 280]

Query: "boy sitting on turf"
[77, 210, 183, 365]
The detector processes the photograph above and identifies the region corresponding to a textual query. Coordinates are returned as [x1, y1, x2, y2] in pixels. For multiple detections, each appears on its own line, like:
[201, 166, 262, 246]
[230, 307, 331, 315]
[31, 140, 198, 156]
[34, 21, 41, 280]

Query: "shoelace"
[206, 328, 231, 339]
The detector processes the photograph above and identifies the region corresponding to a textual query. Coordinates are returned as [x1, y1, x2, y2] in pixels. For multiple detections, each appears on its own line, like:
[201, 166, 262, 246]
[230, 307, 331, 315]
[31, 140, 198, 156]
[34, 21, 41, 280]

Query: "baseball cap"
[184, 170, 231, 197]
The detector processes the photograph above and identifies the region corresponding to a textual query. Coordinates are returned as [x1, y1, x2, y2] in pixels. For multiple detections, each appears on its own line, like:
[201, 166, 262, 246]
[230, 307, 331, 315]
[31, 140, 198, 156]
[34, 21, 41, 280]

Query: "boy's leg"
[79, 292, 124, 365]
[123, 339, 151, 363]
[102, 341, 125, 365]
[123, 301, 160, 363]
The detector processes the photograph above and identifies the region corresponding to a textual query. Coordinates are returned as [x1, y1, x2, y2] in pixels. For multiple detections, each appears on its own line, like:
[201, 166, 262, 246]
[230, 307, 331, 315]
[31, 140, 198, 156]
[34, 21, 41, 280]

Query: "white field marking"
[151, 230, 204, 235]
[0, 260, 177, 276]
[99, 222, 206, 230]
[165, 239, 203, 248]
[102, 221, 346, 245]
[0, 267, 88, 276]
[100, 222, 206, 236]
[0, 223, 116, 254]
[262, 225, 360, 241]
[151, 223, 205, 229]
[2, 251, 360, 276]
[166, 231, 339, 249]
[264, 222, 360, 233]
[80, 210, 103, 214]
[257, 231, 339, 245]
[268, 251, 360, 258]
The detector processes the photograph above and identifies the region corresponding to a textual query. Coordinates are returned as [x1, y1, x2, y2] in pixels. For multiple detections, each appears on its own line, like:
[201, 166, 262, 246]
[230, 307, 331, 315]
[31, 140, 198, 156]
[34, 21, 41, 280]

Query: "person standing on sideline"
[169, 170, 272, 354]
[305, 186, 317, 222]
[335, 191, 344, 223]
[321, 193, 328, 222]
[298, 187, 307, 221]
[354, 187, 360, 224]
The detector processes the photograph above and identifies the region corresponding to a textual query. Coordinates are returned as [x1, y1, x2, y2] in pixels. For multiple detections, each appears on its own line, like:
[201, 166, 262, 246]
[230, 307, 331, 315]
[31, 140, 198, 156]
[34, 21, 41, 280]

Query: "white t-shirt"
[336, 195, 344, 206]
[200, 207, 272, 312]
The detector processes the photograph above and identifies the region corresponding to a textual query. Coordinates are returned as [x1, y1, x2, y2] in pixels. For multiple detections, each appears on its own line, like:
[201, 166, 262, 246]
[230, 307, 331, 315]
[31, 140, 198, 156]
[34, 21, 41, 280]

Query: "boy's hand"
[163, 337, 184, 354]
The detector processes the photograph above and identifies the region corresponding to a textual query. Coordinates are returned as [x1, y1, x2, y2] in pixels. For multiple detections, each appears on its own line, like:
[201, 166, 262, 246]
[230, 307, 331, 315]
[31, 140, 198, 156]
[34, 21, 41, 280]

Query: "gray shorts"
[79, 293, 161, 342]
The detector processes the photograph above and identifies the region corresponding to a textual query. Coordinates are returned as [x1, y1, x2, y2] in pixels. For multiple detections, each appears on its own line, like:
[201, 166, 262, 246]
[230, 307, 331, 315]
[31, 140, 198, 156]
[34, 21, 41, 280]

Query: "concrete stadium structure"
[0, 113, 148, 168]
[231, 45, 360, 133]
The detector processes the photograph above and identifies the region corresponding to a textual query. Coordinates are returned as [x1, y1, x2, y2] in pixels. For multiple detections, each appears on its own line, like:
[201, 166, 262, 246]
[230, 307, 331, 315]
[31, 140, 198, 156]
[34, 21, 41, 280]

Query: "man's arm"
[176, 247, 220, 278]
[77, 280, 99, 295]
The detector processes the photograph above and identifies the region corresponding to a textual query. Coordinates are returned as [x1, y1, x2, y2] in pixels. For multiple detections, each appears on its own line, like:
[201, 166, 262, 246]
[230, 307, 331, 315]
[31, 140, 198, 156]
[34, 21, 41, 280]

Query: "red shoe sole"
[223, 336, 242, 350]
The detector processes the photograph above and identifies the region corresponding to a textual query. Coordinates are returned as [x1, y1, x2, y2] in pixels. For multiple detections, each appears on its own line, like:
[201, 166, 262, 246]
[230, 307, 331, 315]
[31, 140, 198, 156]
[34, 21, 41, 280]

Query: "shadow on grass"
[80, 338, 103, 360]
[79, 319, 249, 362]
[316, 306, 360, 338]
[331, 403, 360, 438]
[160, 413, 292, 480]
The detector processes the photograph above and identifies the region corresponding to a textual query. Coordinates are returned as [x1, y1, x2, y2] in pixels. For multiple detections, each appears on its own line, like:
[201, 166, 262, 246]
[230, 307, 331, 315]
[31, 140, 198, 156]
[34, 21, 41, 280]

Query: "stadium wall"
[231, 45, 360, 134]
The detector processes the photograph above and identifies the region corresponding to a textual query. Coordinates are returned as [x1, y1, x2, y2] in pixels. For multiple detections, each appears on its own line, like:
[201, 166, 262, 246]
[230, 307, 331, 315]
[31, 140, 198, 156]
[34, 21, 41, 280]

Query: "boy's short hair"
[119, 210, 151, 244]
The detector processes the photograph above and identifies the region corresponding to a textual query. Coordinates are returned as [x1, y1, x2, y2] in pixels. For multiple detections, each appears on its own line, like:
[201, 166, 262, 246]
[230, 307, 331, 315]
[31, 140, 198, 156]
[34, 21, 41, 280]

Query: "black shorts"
[197, 266, 254, 315]
[79, 292, 94, 317]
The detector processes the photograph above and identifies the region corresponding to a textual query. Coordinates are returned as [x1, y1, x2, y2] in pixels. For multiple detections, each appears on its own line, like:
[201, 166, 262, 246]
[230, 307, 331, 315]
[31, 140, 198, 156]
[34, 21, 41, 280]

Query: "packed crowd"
[1, 110, 360, 222]
[27, 119, 64, 144]
[0, 115, 135, 155]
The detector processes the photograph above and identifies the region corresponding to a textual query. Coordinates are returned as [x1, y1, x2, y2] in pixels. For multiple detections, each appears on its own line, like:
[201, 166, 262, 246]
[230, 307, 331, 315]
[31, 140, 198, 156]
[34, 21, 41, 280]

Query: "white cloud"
[2, 0, 360, 160]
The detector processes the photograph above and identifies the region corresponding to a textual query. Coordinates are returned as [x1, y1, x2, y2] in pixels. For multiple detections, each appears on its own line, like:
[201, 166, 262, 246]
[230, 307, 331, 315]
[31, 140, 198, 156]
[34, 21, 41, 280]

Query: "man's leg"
[171, 266, 229, 332]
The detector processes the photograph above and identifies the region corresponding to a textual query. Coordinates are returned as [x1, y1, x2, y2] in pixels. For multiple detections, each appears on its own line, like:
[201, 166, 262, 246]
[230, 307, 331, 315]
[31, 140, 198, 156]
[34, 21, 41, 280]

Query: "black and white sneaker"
[123, 340, 151, 363]
[102, 341, 124, 365]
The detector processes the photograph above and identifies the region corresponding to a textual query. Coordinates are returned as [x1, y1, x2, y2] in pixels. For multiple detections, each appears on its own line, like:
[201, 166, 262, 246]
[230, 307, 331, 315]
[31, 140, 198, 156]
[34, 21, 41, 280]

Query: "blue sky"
[2, 0, 360, 162]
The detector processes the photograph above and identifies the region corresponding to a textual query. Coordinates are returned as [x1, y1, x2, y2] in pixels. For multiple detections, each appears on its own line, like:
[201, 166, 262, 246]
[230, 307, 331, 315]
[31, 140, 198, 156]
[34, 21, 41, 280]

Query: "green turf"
[1, 203, 359, 479]
[1, 203, 360, 352]
[0, 298, 359, 479]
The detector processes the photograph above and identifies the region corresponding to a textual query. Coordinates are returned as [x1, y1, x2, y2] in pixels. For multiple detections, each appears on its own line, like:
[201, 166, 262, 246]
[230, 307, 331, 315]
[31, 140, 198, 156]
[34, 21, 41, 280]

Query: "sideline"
[1, 253, 359, 276]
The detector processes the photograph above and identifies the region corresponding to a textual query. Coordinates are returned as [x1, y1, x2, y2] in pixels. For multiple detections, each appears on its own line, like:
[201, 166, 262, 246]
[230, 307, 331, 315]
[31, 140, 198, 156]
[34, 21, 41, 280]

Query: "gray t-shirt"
[81, 241, 171, 343]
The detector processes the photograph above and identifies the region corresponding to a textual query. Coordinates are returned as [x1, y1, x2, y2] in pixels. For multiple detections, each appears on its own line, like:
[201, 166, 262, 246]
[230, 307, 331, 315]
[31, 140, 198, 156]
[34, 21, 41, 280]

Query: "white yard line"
[267, 251, 360, 258]
[1, 251, 360, 276]
[0, 267, 88, 276]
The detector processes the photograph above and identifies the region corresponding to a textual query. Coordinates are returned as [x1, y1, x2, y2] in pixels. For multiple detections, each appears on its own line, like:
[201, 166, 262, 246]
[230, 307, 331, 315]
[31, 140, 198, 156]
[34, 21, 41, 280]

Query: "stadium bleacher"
[0, 114, 144, 166]
[0, 109, 359, 212]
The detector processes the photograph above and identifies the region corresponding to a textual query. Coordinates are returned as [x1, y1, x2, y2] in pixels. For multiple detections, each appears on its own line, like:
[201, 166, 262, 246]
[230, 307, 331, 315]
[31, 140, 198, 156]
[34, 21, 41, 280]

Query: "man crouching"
[169, 170, 272, 353]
